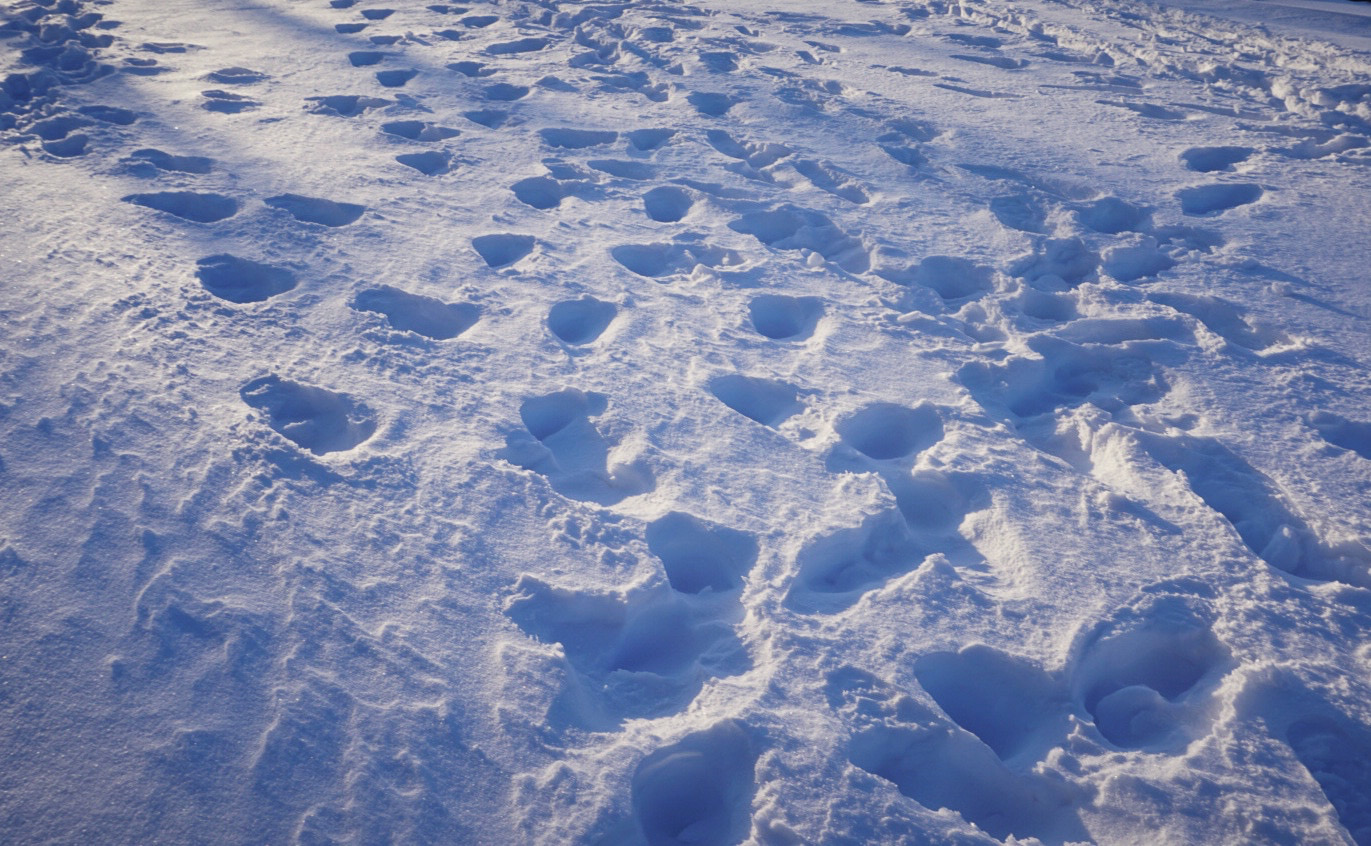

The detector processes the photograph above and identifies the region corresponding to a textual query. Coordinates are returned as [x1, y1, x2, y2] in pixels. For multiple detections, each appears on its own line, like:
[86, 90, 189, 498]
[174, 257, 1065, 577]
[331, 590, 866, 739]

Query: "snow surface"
[2, 0, 1370, 843]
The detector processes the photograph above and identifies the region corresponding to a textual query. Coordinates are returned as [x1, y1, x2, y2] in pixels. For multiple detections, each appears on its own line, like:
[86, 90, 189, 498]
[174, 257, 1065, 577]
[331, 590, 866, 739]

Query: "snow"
[1, 0, 1369, 843]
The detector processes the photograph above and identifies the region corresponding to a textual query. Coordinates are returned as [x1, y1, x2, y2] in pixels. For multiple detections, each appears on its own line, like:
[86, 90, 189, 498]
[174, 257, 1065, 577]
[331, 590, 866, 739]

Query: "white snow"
[1, 0, 1370, 843]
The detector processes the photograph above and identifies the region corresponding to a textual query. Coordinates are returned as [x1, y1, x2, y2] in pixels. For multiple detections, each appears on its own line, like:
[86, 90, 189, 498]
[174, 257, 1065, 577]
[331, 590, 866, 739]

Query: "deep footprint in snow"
[375, 69, 417, 88]
[708, 375, 802, 428]
[632, 721, 757, 846]
[498, 389, 653, 505]
[914, 646, 1069, 761]
[128, 148, 213, 174]
[1177, 183, 1263, 215]
[504, 575, 736, 722]
[352, 286, 478, 339]
[835, 402, 943, 461]
[264, 194, 366, 227]
[240, 375, 377, 455]
[307, 94, 389, 117]
[728, 206, 868, 273]
[348, 50, 386, 67]
[1072, 595, 1231, 748]
[647, 512, 759, 595]
[195, 254, 297, 303]
[880, 256, 994, 304]
[380, 120, 459, 141]
[1180, 145, 1253, 172]
[628, 128, 675, 150]
[124, 191, 238, 223]
[547, 296, 616, 344]
[642, 186, 693, 222]
[471, 233, 535, 267]
[207, 66, 267, 84]
[539, 127, 617, 149]
[512, 176, 567, 210]
[831, 668, 1089, 844]
[1310, 412, 1371, 460]
[395, 150, 452, 175]
[201, 90, 259, 113]
[1137, 432, 1371, 586]
[483, 82, 529, 101]
[748, 294, 823, 340]
[687, 91, 737, 116]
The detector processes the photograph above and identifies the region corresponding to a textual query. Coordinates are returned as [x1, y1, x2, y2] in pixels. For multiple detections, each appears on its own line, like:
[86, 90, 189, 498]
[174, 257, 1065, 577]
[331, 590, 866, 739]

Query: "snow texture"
[1, 0, 1370, 843]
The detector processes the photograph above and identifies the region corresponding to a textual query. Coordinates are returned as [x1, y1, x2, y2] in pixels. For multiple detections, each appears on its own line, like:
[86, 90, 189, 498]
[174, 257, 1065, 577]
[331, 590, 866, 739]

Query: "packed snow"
[1, 0, 1370, 842]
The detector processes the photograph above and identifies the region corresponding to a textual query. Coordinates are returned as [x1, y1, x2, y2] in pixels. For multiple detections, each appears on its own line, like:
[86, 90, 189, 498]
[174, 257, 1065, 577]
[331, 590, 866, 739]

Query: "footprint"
[395, 150, 451, 175]
[547, 296, 616, 344]
[642, 186, 693, 222]
[952, 53, 1028, 70]
[1101, 237, 1176, 282]
[687, 91, 737, 117]
[1072, 596, 1231, 749]
[698, 51, 739, 73]
[647, 512, 759, 595]
[201, 90, 259, 113]
[1100, 100, 1187, 120]
[1287, 716, 1371, 842]
[461, 14, 498, 27]
[240, 375, 377, 454]
[196, 254, 297, 303]
[471, 233, 534, 267]
[1076, 197, 1152, 234]
[1179, 146, 1253, 173]
[359, 9, 394, 20]
[748, 294, 822, 340]
[505, 576, 735, 722]
[486, 37, 550, 55]
[588, 159, 653, 180]
[129, 148, 212, 174]
[375, 69, 417, 87]
[1177, 183, 1263, 216]
[787, 510, 924, 605]
[610, 242, 742, 278]
[1138, 432, 1371, 586]
[835, 402, 943, 461]
[207, 66, 266, 84]
[1148, 292, 1290, 351]
[335, 22, 368, 33]
[706, 130, 792, 170]
[793, 158, 869, 204]
[511, 176, 567, 210]
[627, 128, 675, 150]
[708, 375, 802, 428]
[538, 127, 617, 149]
[352, 286, 477, 339]
[264, 194, 366, 227]
[307, 94, 389, 117]
[632, 721, 757, 846]
[914, 646, 1069, 761]
[463, 109, 508, 128]
[833, 668, 1088, 844]
[880, 256, 993, 303]
[1009, 237, 1100, 291]
[1309, 412, 1371, 460]
[989, 193, 1048, 233]
[29, 114, 91, 141]
[482, 82, 529, 101]
[42, 135, 87, 157]
[728, 206, 868, 273]
[447, 60, 494, 77]
[124, 191, 238, 223]
[348, 50, 386, 67]
[498, 390, 652, 505]
[380, 120, 459, 141]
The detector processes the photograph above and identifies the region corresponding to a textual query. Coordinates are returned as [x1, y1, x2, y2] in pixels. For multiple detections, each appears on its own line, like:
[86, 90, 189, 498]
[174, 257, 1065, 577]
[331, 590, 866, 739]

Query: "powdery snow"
[1, 0, 1369, 843]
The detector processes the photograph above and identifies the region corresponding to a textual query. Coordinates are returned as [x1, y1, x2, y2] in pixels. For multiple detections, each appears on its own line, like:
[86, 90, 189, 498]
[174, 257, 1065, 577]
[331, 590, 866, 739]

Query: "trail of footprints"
[7, 0, 1371, 842]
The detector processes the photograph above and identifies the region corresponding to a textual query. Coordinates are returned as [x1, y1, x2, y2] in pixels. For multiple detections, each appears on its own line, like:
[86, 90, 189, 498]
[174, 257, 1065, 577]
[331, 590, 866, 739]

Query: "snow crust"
[1, 0, 1370, 842]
